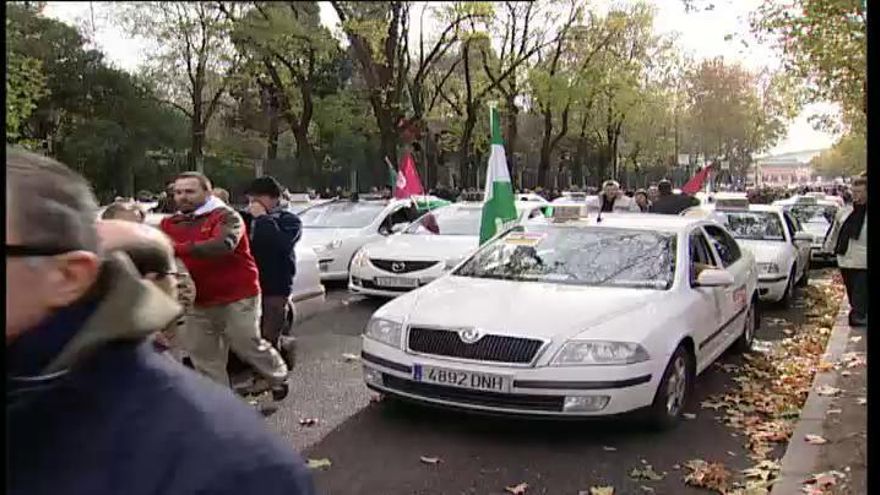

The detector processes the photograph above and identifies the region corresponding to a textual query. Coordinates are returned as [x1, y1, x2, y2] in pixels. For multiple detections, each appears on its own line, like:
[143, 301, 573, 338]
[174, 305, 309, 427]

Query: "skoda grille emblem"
[459, 328, 482, 344]
[391, 261, 405, 273]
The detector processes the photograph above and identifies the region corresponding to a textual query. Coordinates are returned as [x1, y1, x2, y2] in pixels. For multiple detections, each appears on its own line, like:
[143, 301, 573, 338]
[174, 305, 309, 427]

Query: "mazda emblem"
[458, 328, 482, 344]
[391, 261, 405, 273]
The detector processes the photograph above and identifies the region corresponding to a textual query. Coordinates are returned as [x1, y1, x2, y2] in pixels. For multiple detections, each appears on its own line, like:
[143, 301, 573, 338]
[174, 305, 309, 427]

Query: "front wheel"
[645, 345, 693, 430]
[797, 260, 810, 287]
[778, 267, 796, 308]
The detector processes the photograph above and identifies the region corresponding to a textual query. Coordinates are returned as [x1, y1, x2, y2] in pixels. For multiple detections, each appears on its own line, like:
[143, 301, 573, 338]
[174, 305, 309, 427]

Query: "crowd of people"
[7, 147, 316, 494]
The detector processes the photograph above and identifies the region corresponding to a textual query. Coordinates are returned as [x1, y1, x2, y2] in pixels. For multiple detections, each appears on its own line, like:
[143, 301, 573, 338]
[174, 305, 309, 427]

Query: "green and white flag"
[479, 104, 518, 245]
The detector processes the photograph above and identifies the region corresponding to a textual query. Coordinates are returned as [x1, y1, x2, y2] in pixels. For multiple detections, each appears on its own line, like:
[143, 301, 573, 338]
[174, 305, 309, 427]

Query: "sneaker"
[278, 336, 297, 369]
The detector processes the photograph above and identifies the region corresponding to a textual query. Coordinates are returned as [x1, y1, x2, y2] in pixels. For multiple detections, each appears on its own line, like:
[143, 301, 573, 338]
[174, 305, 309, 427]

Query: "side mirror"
[695, 268, 735, 287]
[794, 231, 813, 243]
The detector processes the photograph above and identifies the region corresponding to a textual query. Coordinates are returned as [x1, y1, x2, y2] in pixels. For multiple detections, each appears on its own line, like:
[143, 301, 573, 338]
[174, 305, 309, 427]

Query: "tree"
[810, 132, 866, 178]
[750, 0, 866, 133]
[222, 2, 345, 181]
[5, 3, 49, 143]
[117, 2, 241, 172]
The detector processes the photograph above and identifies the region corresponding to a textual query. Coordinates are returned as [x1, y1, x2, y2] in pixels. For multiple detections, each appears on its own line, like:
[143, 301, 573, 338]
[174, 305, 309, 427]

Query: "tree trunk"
[266, 96, 279, 160]
[458, 114, 476, 188]
[505, 94, 519, 188]
[191, 122, 205, 173]
[537, 108, 553, 188]
[293, 127, 317, 183]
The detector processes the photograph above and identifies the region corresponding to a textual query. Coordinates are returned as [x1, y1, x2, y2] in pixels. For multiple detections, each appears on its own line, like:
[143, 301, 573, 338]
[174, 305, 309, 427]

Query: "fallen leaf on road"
[683, 459, 731, 492]
[841, 370, 852, 377]
[816, 361, 835, 372]
[306, 458, 332, 470]
[803, 470, 845, 489]
[849, 336, 862, 343]
[419, 456, 441, 465]
[629, 465, 664, 481]
[299, 418, 319, 427]
[856, 397, 867, 405]
[805, 434, 828, 445]
[504, 482, 529, 494]
[341, 353, 359, 362]
[588, 486, 614, 495]
[369, 394, 384, 403]
[816, 385, 842, 397]
[683, 413, 697, 420]
[741, 459, 780, 481]
[639, 486, 655, 493]
[602, 446, 617, 452]
[727, 451, 737, 457]
[826, 409, 842, 415]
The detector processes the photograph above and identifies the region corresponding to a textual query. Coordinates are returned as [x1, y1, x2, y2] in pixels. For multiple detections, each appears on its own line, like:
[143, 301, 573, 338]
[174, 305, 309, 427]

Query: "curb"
[771, 304, 851, 494]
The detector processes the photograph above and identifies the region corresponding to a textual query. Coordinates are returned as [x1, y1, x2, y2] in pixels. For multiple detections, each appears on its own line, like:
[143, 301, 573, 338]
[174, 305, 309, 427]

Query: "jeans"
[840, 268, 867, 325]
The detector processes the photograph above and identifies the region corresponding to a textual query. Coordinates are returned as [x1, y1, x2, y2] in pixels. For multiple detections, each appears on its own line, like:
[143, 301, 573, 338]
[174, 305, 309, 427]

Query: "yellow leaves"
[629, 464, 665, 481]
[683, 459, 732, 493]
[804, 434, 828, 445]
[419, 456, 441, 465]
[504, 482, 529, 494]
[816, 385, 842, 397]
[587, 486, 614, 495]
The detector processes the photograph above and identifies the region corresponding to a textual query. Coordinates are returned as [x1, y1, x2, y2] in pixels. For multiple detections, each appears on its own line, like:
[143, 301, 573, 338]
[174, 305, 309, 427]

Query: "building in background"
[754, 149, 826, 186]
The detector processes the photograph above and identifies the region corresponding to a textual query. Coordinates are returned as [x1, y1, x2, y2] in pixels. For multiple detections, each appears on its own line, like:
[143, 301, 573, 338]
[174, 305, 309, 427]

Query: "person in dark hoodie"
[649, 179, 699, 214]
[244, 176, 302, 360]
[6, 148, 315, 495]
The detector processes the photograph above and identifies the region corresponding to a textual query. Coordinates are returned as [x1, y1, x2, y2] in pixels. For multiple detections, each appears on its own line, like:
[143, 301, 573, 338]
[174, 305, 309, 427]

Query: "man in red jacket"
[160, 172, 289, 399]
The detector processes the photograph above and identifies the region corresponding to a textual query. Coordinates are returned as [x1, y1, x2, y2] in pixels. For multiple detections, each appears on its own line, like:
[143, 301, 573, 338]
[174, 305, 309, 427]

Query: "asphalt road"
[268, 269, 836, 495]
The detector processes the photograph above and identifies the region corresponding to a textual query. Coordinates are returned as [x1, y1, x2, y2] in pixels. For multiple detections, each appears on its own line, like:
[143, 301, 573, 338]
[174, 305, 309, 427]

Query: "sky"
[41, 1, 840, 156]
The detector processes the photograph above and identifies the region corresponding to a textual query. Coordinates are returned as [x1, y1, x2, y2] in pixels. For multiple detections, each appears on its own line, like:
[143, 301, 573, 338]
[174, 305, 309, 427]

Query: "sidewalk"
[772, 307, 867, 494]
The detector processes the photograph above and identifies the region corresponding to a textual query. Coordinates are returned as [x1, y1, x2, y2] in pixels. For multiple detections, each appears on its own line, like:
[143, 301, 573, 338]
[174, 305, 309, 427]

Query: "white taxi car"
[684, 204, 812, 305]
[773, 196, 838, 263]
[299, 198, 430, 281]
[349, 202, 550, 297]
[360, 211, 759, 427]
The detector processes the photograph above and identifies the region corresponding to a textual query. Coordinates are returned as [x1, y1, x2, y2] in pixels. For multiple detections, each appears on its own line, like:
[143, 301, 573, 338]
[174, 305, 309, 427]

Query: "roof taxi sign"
[551, 205, 584, 222]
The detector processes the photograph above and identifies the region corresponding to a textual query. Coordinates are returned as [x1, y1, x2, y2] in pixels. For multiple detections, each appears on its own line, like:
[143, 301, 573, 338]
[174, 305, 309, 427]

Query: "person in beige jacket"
[824, 177, 867, 327]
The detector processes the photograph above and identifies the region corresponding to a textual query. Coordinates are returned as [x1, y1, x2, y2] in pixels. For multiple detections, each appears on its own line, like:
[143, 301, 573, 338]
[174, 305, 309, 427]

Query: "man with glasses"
[6, 148, 314, 495]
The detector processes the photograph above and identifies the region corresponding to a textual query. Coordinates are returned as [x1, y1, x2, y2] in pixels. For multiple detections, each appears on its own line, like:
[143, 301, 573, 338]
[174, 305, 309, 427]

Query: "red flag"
[681, 164, 714, 194]
[393, 150, 424, 199]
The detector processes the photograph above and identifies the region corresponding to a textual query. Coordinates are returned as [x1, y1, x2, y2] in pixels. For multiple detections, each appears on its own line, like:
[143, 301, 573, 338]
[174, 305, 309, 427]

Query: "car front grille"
[381, 374, 564, 412]
[370, 259, 439, 274]
[408, 327, 543, 364]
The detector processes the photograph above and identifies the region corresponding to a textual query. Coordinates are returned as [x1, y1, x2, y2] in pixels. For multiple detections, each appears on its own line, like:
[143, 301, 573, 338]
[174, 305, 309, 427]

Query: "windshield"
[719, 211, 786, 241]
[786, 205, 836, 225]
[454, 226, 677, 290]
[299, 201, 386, 228]
[405, 206, 482, 236]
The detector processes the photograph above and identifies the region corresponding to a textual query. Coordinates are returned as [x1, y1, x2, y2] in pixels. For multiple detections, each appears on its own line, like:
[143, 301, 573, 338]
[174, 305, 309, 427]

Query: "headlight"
[552, 341, 650, 366]
[314, 239, 343, 253]
[364, 317, 403, 348]
[352, 248, 368, 268]
[757, 262, 780, 274]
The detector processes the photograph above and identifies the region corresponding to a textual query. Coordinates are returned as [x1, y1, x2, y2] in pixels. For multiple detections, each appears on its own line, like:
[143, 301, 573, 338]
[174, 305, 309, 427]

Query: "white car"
[349, 202, 551, 297]
[683, 204, 812, 305]
[361, 211, 758, 427]
[551, 192, 589, 204]
[299, 198, 438, 281]
[773, 196, 839, 263]
[516, 193, 549, 204]
[143, 213, 326, 323]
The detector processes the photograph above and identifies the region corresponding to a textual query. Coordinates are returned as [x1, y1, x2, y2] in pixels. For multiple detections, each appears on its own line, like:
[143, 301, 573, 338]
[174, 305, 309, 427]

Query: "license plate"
[413, 364, 508, 392]
[375, 277, 419, 288]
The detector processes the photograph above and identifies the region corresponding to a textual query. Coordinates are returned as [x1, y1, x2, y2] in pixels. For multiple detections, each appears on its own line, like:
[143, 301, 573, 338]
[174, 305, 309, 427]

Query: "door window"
[703, 225, 742, 268]
[781, 212, 797, 241]
[689, 230, 718, 285]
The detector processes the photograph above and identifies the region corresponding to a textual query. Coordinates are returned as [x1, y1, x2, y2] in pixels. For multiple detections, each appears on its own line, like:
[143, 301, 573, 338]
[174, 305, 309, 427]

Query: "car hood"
[381, 276, 666, 341]
[362, 234, 478, 261]
[737, 239, 788, 264]
[301, 228, 364, 248]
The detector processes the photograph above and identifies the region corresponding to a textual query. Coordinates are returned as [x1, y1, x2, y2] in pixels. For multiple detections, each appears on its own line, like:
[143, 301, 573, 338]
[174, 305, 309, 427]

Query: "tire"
[732, 300, 756, 353]
[797, 260, 810, 287]
[778, 267, 796, 308]
[645, 345, 693, 430]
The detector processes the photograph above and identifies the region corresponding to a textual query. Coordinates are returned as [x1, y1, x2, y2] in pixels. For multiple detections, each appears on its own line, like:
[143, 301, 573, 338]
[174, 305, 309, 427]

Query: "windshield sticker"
[504, 232, 546, 247]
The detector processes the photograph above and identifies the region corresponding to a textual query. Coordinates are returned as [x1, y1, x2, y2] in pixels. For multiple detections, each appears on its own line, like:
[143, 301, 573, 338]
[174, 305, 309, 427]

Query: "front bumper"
[317, 257, 349, 281]
[757, 275, 788, 302]
[810, 246, 835, 262]
[360, 342, 660, 417]
[349, 262, 445, 297]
